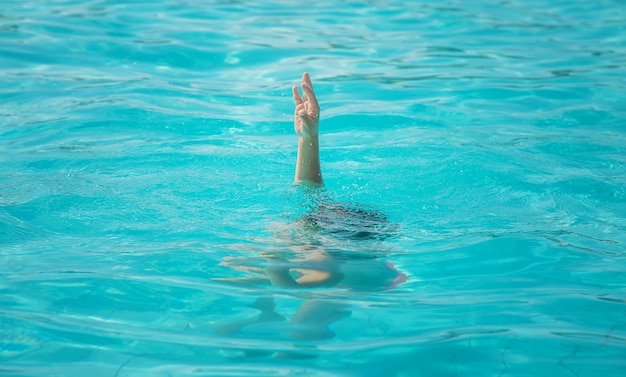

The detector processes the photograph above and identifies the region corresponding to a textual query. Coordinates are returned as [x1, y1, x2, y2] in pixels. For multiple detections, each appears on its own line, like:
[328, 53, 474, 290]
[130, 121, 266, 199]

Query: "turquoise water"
[2, 0, 626, 375]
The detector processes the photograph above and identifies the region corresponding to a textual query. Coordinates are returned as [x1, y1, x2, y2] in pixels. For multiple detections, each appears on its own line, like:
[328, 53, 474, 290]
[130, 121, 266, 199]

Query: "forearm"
[295, 135, 323, 185]
[265, 258, 342, 289]
[265, 263, 302, 289]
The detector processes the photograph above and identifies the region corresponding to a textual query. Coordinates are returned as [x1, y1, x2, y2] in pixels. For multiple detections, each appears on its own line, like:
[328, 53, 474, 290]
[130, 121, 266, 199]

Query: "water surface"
[1, 0, 625, 376]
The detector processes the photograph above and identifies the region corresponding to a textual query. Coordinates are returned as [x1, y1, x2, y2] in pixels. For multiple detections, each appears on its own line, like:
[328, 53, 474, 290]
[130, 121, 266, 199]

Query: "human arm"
[264, 248, 344, 289]
[215, 251, 343, 289]
[292, 72, 323, 186]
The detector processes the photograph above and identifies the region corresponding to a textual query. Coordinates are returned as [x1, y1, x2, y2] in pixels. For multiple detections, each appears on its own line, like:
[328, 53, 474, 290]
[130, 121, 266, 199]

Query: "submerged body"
[221, 197, 406, 292]
[215, 73, 405, 353]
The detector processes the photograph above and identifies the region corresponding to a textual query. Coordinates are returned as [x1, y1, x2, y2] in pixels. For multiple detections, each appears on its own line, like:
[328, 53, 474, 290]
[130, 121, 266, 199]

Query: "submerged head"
[299, 202, 397, 242]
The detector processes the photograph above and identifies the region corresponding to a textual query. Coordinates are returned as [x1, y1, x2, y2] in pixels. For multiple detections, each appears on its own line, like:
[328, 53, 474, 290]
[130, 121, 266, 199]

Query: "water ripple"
[2, 0, 626, 375]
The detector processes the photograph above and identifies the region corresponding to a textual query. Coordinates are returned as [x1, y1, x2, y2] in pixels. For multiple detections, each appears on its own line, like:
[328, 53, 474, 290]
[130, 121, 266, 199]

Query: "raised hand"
[292, 72, 323, 185]
[292, 72, 320, 139]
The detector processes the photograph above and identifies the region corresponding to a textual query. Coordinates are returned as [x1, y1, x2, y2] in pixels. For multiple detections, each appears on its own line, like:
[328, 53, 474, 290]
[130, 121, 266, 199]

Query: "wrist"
[299, 133, 319, 143]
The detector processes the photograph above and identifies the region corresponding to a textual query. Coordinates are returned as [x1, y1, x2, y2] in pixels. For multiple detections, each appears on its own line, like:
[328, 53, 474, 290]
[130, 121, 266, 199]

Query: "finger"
[302, 72, 313, 91]
[296, 103, 309, 120]
[292, 85, 302, 105]
[295, 103, 306, 116]
[302, 72, 310, 100]
[301, 82, 318, 109]
[301, 72, 318, 106]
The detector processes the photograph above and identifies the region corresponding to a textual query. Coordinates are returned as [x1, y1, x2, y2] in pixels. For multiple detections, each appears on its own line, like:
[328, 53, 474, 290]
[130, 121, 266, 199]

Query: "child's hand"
[292, 72, 320, 140]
